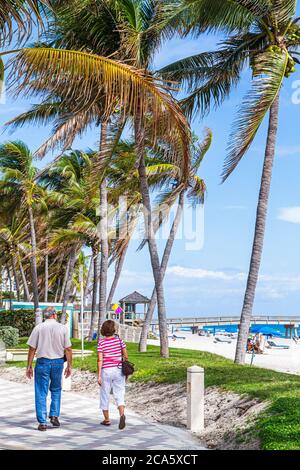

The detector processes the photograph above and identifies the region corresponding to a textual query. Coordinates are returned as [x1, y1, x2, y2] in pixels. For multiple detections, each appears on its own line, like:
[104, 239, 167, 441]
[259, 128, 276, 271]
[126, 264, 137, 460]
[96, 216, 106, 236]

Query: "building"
[119, 291, 150, 322]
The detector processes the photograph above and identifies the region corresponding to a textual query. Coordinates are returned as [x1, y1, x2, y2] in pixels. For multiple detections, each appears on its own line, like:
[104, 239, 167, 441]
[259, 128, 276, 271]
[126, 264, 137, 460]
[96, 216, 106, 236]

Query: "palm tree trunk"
[139, 190, 184, 352]
[54, 278, 61, 303]
[28, 205, 39, 310]
[6, 264, 13, 310]
[84, 255, 93, 304]
[11, 257, 20, 302]
[59, 255, 71, 302]
[18, 255, 30, 301]
[106, 243, 128, 311]
[235, 94, 280, 365]
[97, 122, 109, 336]
[61, 247, 77, 324]
[136, 118, 169, 358]
[44, 239, 49, 302]
[88, 250, 100, 340]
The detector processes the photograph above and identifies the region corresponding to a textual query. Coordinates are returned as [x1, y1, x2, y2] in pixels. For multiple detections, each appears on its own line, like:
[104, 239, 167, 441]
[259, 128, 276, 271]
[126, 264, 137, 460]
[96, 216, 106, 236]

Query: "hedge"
[0, 309, 65, 336]
[0, 326, 19, 348]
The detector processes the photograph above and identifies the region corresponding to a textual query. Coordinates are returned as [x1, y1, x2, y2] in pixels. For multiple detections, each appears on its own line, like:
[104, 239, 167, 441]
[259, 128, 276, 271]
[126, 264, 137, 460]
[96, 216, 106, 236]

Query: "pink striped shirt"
[97, 336, 126, 369]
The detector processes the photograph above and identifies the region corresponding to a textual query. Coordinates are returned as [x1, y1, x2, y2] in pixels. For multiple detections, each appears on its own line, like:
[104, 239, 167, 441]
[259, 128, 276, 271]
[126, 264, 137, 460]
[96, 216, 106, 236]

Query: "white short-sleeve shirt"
[27, 319, 71, 359]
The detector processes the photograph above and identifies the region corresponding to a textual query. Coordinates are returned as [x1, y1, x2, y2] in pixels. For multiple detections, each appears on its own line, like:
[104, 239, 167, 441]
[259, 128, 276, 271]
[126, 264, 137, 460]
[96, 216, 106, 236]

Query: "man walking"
[26, 307, 72, 431]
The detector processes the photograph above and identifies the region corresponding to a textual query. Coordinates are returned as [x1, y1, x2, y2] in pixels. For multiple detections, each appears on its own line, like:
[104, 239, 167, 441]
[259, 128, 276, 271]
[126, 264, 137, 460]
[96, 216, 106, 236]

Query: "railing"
[150, 315, 300, 326]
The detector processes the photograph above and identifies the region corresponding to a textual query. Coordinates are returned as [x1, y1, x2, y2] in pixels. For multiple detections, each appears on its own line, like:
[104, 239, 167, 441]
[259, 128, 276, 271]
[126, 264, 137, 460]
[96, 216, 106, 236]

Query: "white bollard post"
[187, 365, 204, 433]
[62, 362, 71, 391]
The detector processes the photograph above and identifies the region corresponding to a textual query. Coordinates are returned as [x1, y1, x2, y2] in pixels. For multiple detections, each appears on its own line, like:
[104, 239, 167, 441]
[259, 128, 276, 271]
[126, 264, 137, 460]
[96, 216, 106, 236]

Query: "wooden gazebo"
[119, 291, 150, 323]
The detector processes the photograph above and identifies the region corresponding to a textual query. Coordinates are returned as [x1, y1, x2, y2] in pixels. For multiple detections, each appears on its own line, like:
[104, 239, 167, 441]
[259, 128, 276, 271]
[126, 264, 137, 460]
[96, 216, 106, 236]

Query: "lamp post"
[80, 266, 84, 360]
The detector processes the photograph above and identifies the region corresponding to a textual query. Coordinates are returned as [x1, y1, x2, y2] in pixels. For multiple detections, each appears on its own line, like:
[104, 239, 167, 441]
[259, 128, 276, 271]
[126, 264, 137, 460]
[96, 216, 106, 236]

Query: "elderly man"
[26, 307, 72, 431]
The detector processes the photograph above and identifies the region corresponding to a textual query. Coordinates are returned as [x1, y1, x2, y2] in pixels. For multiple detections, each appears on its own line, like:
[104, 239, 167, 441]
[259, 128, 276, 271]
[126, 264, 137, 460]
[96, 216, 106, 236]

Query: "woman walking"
[97, 320, 128, 429]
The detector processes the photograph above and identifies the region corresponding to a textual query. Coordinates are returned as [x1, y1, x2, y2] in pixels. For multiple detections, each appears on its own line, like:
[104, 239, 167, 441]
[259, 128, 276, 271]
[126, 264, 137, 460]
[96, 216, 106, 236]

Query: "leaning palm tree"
[6, 8, 192, 357]
[161, 0, 300, 363]
[139, 130, 210, 352]
[0, 141, 47, 310]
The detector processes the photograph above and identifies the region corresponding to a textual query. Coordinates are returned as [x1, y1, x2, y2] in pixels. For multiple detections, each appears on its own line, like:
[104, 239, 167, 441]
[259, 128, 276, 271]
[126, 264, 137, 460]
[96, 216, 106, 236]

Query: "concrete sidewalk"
[0, 377, 205, 450]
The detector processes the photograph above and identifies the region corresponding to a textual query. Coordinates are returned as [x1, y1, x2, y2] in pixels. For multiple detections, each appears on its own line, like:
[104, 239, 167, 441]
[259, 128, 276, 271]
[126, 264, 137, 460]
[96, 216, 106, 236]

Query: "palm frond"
[0, 0, 49, 44]
[169, 0, 258, 35]
[9, 47, 191, 175]
[222, 49, 288, 181]
[272, 1, 297, 29]
[5, 101, 63, 131]
[192, 128, 212, 171]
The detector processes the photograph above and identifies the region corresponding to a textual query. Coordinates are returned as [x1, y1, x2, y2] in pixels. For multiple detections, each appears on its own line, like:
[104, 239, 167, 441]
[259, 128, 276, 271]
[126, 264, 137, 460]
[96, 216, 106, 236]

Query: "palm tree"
[0, 1, 49, 95]
[40, 149, 99, 323]
[139, 130, 210, 352]
[0, 216, 31, 301]
[161, 0, 300, 363]
[7, 1, 192, 356]
[0, 141, 47, 311]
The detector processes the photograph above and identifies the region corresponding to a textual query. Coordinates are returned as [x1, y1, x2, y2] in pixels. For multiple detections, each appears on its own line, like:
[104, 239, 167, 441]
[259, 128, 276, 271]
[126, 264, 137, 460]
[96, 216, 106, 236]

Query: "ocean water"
[177, 324, 298, 337]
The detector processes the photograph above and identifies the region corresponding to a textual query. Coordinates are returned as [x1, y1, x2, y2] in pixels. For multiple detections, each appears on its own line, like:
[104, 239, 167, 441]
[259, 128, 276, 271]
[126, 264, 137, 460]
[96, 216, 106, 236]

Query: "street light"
[80, 266, 84, 360]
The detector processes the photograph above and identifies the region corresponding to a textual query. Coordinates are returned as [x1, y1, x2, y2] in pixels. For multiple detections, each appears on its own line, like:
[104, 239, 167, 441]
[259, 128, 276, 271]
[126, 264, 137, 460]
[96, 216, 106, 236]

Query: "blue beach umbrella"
[250, 326, 282, 337]
[224, 325, 238, 333]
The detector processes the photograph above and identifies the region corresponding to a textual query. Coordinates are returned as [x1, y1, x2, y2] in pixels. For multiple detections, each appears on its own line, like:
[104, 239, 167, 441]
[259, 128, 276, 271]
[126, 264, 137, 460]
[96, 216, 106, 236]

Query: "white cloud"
[277, 207, 300, 224]
[166, 265, 246, 281]
[276, 145, 300, 157]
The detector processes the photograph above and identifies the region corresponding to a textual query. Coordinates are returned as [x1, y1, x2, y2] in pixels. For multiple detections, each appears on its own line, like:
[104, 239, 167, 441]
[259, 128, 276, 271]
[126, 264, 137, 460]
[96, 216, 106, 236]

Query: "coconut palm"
[40, 149, 99, 323]
[161, 0, 300, 363]
[0, 141, 48, 311]
[0, 216, 31, 301]
[0, 1, 50, 96]
[7, 1, 192, 356]
[139, 130, 210, 351]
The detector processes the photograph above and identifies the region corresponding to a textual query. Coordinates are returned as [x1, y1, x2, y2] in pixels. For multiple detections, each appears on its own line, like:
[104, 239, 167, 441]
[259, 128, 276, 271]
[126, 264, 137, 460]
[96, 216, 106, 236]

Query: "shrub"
[0, 326, 19, 348]
[0, 309, 67, 336]
[0, 310, 35, 336]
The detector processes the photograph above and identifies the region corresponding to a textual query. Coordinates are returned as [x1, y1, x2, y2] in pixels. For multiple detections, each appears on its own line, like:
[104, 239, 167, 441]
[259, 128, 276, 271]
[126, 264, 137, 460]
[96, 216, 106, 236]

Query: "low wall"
[73, 312, 141, 343]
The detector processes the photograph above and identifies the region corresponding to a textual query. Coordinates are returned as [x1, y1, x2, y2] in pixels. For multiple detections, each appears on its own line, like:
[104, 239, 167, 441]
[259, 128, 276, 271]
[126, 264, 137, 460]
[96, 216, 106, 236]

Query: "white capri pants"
[100, 367, 126, 410]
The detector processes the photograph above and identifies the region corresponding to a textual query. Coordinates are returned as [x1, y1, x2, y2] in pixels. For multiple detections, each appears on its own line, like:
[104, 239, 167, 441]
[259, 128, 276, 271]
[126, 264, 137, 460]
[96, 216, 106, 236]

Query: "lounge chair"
[267, 340, 290, 349]
[214, 337, 232, 344]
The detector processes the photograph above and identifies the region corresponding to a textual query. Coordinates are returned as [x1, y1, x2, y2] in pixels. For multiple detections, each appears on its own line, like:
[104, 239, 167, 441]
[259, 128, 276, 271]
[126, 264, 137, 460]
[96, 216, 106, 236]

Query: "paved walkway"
[0, 378, 204, 450]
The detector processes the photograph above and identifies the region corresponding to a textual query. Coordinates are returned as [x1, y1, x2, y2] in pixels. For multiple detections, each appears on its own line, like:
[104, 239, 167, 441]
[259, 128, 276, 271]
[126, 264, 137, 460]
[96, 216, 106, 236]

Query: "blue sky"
[2, 22, 300, 317]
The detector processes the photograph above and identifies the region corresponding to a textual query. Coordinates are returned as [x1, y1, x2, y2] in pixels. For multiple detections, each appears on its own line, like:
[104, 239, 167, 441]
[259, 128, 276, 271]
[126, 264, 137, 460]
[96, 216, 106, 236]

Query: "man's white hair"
[44, 307, 56, 319]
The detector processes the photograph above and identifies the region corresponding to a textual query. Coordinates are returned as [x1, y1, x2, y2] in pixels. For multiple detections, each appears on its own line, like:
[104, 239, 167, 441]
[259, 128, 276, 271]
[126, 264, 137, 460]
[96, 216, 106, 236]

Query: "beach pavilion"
[119, 291, 150, 323]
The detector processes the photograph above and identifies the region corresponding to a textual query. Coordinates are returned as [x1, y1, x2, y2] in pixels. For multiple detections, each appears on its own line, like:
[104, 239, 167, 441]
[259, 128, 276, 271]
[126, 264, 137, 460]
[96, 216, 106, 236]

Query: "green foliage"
[0, 309, 65, 336]
[7, 337, 300, 449]
[68, 340, 300, 450]
[0, 310, 35, 336]
[0, 292, 16, 300]
[0, 326, 19, 348]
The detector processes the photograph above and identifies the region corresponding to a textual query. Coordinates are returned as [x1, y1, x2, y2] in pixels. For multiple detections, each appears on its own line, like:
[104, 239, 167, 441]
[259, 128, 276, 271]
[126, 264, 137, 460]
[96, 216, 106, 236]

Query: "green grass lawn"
[9, 337, 300, 450]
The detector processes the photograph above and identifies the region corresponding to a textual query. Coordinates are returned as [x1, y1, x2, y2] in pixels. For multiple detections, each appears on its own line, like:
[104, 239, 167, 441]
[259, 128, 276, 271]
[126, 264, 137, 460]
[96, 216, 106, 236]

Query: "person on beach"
[97, 320, 128, 429]
[26, 307, 72, 431]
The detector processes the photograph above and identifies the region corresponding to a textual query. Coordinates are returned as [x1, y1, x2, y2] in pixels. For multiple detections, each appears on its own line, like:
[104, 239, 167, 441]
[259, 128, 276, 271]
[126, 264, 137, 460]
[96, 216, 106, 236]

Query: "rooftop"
[119, 291, 151, 304]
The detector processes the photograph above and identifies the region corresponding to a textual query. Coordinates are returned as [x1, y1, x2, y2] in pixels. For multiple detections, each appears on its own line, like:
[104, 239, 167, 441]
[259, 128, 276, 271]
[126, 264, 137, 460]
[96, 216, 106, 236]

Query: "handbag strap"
[116, 335, 124, 362]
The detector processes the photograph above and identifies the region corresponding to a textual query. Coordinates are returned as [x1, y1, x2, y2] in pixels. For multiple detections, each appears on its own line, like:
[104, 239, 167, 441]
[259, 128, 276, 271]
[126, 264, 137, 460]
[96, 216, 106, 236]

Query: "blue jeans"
[34, 357, 64, 424]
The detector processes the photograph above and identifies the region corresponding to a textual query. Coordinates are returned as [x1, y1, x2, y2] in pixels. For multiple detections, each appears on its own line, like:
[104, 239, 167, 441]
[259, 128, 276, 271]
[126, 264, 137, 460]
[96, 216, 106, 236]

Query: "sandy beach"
[148, 332, 300, 375]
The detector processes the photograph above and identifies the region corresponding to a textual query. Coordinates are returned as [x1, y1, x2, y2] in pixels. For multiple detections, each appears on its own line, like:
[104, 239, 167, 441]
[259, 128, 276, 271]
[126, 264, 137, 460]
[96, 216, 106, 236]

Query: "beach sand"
[148, 332, 300, 375]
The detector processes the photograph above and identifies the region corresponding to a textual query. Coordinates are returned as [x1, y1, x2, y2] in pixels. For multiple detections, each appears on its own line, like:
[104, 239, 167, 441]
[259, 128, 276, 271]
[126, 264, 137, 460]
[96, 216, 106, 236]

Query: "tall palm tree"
[40, 149, 99, 323]
[7, 1, 192, 356]
[0, 216, 31, 301]
[0, 141, 47, 310]
[161, 0, 300, 363]
[139, 130, 210, 352]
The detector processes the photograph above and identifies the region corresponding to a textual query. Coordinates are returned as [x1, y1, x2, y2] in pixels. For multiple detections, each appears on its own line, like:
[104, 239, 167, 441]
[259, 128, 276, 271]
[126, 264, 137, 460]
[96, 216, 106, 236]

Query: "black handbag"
[117, 335, 135, 377]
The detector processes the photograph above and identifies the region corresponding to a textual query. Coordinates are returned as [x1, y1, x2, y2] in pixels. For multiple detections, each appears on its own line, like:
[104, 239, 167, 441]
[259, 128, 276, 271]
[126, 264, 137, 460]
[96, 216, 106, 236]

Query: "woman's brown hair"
[100, 320, 116, 337]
